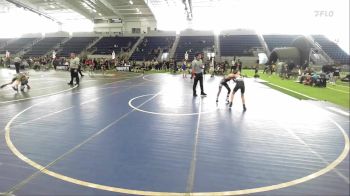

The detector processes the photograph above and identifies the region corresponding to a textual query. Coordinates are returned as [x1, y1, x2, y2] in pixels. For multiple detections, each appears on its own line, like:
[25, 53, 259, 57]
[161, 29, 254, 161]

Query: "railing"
[128, 36, 144, 59]
[17, 38, 42, 56]
[309, 48, 333, 66]
[215, 34, 221, 58]
[313, 41, 334, 64]
[168, 34, 180, 60]
[257, 34, 270, 56]
[86, 36, 103, 51]
[43, 37, 70, 57]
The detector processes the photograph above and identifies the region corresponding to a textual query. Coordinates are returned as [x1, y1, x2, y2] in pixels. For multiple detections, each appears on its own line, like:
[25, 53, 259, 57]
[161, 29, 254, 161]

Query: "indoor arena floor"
[0, 68, 349, 196]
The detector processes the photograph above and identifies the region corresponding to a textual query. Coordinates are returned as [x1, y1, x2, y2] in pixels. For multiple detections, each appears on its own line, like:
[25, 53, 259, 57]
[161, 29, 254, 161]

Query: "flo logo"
[314, 10, 334, 17]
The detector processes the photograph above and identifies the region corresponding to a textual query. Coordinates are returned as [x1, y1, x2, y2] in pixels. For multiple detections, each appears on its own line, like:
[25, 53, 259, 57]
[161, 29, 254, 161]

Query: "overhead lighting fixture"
[49, 5, 55, 9]
[92, 9, 97, 12]
[129, 0, 133, 4]
[98, 13, 102, 16]
[5, 0, 62, 25]
[183, 0, 193, 21]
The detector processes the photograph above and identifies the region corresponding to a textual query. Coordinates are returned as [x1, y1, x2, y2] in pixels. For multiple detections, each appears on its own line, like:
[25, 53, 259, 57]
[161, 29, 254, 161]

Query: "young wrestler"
[228, 71, 246, 111]
[216, 72, 236, 103]
[0, 73, 31, 91]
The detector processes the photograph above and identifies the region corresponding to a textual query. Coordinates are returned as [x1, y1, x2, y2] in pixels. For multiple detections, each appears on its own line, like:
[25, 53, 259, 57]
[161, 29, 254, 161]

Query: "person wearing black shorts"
[216, 72, 235, 103]
[0, 72, 30, 91]
[229, 71, 246, 111]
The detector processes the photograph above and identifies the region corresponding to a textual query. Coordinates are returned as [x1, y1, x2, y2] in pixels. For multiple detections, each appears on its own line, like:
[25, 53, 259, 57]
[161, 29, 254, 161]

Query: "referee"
[192, 52, 207, 97]
[67, 53, 80, 86]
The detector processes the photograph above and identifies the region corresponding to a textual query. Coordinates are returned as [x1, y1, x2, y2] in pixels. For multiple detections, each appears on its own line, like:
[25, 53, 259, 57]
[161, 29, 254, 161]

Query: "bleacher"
[0, 38, 11, 48]
[92, 36, 139, 55]
[0, 33, 348, 66]
[312, 35, 350, 65]
[58, 37, 97, 57]
[263, 35, 300, 51]
[0, 38, 37, 54]
[130, 36, 175, 61]
[174, 36, 214, 61]
[23, 37, 66, 57]
[220, 35, 262, 56]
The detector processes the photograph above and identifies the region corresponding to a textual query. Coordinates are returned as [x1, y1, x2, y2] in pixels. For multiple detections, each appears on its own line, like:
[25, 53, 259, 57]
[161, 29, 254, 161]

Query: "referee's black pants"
[15, 62, 20, 73]
[69, 68, 79, 85]
[193, 72, 204, 95]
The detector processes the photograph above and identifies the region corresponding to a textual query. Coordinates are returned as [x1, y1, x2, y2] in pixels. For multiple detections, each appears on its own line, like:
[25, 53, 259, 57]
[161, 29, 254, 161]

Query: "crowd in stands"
[0, 34, 348, 86]
[1, 53, 348, 88]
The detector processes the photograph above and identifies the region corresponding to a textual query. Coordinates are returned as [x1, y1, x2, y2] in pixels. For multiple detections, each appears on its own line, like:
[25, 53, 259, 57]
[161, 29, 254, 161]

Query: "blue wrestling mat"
[0, 70, 349, 196]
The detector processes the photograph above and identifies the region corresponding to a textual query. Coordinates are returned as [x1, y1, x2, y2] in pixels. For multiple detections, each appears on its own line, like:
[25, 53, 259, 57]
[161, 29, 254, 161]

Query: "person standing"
[78, 58, 84, 77]
[192, 53, 207, 97]
[231, 57, 236, 72]
[209, 57, 215, 77]
[67, 53, 80, 86]
[237, 59, 242, 73]
[182, 60, 187, 78]
[331, 65, 340, 85]
[14, 56, 21, 73]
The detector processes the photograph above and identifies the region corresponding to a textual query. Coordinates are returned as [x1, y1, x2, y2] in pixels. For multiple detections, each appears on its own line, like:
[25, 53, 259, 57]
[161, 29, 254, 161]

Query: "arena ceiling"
[0, 0, 235, 24]
[0, 0, 155, 24]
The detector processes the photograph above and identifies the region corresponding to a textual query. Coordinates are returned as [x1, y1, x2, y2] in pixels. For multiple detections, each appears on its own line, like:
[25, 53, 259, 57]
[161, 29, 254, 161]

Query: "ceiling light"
[129, 0, 133, 5]
[92, 9, 97, 12]
[98, 13, 102, 16]
[49, 5, 55, 8]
